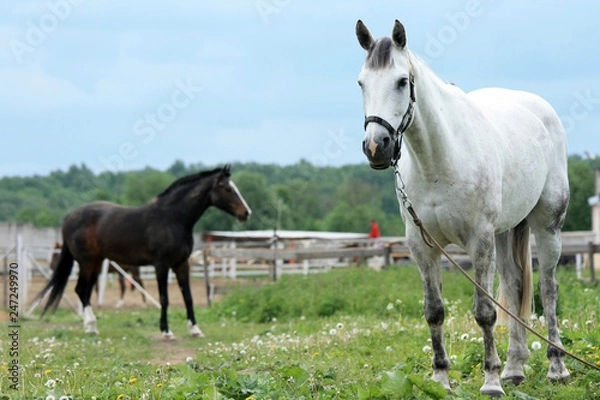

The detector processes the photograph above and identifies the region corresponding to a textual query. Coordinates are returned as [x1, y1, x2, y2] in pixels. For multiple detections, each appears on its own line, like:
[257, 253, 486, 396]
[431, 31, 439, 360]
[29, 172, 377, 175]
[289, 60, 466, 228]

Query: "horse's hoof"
[481, 390, 504, 399]
[187, 323, 205, 338]
[501, 375, 525, 386]
[481, 384, 505, 398]
[162, 331, 175, 341]
[548, 372, 570, 383]
[85, 329, 99, 335]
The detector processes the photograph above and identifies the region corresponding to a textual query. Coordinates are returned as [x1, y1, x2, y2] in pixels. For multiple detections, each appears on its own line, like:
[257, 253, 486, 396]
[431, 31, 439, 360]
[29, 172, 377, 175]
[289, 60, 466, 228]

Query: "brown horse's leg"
[174, 260, 203, 337]
[132, 266, 147, 304]
[155, 264, 173, 339]
[114, 271, 126, 309]
[75, 259, 101, 334]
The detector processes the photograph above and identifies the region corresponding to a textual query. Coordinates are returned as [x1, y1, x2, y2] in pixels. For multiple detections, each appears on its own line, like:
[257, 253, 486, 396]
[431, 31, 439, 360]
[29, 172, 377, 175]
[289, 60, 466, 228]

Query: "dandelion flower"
[336, 322, 344, 330]
[381, 322, 389, 330]
[461, 333, 469, 341]
[156, 383, 163, 388]
[45, 369, 52, 374]
[186, 357, 193, 363]
[129, 377, 137, 383]
[329, 328, 337, 335]
[422, 345, 432, 353]
[117, 395, 125, 400]
[45, 379, 56, 388]
[531, 341, 542, 351]
[385, 346, 393, 352]
[386, 303, 394, 311]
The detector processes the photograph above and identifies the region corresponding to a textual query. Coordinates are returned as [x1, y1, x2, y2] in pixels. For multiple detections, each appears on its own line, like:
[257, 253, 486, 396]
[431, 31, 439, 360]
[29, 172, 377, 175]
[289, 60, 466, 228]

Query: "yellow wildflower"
[117, 395, 125, 400]
[156, 383, 163, 388]
[129, 377, 137, 384]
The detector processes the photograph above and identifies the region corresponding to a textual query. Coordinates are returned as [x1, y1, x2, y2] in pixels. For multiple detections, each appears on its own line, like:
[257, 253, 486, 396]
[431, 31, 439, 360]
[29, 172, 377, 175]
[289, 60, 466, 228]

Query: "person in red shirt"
[368, 219, 381, 238]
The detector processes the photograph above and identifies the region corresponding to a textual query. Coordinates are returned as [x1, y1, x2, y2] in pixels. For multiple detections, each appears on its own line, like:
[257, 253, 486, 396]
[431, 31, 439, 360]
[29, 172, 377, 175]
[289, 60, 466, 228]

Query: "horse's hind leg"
[133, 267, 147, 307]
[174, 260, 204, 337]
[75, 260, 102, 334]
[496, 229, 529, 385]
[115, 272, 126, 309]
[530, 212, 570, 381]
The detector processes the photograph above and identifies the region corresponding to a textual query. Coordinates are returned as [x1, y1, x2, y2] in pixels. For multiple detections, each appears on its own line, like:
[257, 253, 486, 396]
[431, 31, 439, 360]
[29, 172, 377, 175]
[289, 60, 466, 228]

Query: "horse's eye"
[397, 78, 408, 89]
[357, 80, 364, 88]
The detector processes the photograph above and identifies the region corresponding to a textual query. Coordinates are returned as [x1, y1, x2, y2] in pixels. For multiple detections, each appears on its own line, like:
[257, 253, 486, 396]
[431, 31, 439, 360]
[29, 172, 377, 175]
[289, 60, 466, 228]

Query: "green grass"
[1, 265, 599, 399]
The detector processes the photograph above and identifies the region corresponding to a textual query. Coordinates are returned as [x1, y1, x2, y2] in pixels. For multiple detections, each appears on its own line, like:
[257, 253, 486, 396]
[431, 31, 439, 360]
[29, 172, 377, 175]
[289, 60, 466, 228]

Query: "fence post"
[203, 248, 212, 307]
[589, 242, 596, 284]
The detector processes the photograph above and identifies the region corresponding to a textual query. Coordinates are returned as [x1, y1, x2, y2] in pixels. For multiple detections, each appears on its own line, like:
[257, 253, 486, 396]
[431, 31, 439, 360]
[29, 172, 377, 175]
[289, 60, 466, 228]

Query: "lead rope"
[393, 165, 600, 373]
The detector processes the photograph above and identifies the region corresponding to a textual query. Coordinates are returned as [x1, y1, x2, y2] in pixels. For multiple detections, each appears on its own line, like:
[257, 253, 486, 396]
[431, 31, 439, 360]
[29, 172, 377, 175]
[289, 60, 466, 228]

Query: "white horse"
[356, 20, 570, 396]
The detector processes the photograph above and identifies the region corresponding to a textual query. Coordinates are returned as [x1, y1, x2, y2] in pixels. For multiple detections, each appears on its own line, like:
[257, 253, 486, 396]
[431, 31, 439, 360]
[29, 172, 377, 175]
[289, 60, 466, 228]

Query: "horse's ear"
[356, 20, 375, 51]
[392, 19, 407, 49]
[222, 165, 231, 177]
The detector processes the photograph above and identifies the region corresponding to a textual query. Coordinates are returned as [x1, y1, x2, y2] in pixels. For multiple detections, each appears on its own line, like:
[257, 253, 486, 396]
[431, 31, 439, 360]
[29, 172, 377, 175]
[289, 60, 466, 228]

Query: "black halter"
[363, 72, 415, 166]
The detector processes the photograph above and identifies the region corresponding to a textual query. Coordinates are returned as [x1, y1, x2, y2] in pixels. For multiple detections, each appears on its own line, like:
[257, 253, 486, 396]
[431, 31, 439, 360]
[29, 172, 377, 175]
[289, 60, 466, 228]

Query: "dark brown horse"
[50, 242, 147, 308]
[37, 166, 251, 338]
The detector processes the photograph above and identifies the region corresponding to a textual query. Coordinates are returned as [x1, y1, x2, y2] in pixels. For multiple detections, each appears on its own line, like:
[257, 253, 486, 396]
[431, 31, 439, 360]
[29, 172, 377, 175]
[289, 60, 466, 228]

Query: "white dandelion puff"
[531, 341, 542, 351]
[422, 345, 432, 353]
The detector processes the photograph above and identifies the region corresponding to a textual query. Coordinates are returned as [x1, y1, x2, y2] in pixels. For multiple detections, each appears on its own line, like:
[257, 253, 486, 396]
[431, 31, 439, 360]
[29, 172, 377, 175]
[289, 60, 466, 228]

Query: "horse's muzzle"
[236, 210, 251, 222]
[362, 136, 393, 170]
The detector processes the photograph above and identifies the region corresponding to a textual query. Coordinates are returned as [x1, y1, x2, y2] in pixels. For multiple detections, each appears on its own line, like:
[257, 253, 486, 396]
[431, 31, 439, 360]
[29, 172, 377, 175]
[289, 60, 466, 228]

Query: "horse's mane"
[156, 167, 226, 198]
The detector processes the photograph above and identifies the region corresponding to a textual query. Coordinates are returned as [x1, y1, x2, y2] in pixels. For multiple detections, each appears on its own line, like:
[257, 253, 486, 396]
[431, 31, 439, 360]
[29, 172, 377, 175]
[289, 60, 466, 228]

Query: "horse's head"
[356, 19, 415, 170]
[210, 165, 252, 222]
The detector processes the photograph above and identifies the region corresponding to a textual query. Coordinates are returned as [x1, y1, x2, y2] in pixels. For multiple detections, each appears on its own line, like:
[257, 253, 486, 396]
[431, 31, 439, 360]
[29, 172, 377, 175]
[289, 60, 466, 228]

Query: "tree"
[123, 169, 175, 206]
[564, 156, 595, 231]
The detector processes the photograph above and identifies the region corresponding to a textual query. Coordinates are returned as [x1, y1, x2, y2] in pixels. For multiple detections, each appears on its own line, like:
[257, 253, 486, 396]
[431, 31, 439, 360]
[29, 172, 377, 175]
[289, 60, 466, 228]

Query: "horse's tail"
[497, 220, 534, 324]
[38, 242, 75, 315]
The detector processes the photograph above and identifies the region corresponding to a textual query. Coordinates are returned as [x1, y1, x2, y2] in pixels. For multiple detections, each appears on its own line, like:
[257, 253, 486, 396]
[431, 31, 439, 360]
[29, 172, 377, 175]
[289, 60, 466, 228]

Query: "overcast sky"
[1, 0, 598, 177]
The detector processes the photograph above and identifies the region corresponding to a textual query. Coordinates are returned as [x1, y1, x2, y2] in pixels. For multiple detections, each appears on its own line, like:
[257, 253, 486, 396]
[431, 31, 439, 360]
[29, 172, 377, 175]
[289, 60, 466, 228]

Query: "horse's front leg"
[174, 260, 204, 337]
[469, 234, 504, 397]
[155, 265, 173, 339]
[411, 240, 450, 391]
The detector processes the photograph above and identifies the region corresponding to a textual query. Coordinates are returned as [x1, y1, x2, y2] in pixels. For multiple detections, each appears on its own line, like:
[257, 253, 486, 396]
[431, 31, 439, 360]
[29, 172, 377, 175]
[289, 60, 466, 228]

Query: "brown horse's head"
[210, 165, 251, 222]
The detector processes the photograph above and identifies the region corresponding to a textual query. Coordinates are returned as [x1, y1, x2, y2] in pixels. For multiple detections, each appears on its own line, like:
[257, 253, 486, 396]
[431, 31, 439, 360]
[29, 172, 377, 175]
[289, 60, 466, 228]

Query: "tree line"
[1, 155, 598, 236]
